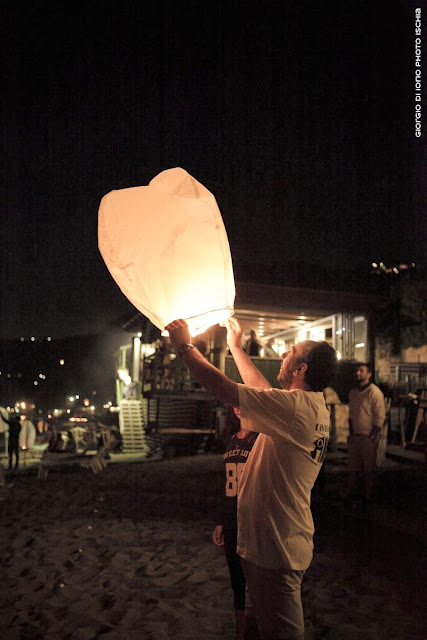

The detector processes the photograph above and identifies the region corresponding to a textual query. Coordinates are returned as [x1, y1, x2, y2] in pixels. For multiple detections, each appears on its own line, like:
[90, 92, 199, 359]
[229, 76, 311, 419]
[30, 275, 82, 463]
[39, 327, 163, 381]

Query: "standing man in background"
[343, 363, 386, 507]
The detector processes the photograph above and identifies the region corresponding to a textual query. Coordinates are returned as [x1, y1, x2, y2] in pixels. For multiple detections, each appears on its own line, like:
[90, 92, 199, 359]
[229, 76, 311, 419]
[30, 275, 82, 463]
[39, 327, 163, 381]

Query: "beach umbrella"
[98, 168, 235, 336]
[19, 419, 36, 449]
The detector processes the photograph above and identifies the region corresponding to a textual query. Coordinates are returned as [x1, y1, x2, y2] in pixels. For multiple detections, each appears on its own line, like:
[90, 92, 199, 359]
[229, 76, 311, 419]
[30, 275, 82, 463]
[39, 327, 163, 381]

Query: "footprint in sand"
[149, 568, 193, 587]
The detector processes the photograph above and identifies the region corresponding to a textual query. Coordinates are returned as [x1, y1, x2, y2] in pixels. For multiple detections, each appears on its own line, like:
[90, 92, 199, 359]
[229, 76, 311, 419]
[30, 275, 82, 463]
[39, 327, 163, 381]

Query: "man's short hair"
[297, 341, 338, 392]
[357, 362, 372, 373]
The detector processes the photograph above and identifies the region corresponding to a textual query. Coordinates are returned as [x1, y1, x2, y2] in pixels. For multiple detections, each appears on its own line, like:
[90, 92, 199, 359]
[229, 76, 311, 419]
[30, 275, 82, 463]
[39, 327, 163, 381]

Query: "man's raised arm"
[225, 318, 271, 389]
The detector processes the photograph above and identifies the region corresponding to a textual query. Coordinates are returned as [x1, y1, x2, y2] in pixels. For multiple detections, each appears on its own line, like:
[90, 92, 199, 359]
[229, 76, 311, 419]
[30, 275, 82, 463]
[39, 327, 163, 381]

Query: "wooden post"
[399, 404, 406, 448]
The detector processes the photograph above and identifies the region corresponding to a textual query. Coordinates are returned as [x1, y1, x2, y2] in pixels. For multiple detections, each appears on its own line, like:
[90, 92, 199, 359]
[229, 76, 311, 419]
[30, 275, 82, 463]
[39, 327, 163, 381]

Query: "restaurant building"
[113, 281, 384, 455]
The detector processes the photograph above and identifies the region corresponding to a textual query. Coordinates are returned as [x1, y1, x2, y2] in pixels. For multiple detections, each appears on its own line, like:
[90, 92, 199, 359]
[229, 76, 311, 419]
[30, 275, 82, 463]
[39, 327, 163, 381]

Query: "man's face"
[355, 365, 371, 385]
[277, 345, 300, 389]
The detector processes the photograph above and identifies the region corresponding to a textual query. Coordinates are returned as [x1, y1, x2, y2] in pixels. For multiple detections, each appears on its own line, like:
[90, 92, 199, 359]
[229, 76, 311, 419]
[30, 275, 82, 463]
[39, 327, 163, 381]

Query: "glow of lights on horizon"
[18, 336, 53, 342]
[372, 261, 416, 273]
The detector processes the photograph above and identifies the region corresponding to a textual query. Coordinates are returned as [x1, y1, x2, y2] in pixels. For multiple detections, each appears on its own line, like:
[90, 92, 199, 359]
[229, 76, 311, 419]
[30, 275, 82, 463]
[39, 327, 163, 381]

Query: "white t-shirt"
[237, 385, 330, 570]
[348, 383, 386, 435]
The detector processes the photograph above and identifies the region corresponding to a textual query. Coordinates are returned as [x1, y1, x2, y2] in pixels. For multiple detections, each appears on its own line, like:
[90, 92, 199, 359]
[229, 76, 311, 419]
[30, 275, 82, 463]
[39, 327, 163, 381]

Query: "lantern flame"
[162, 308, 234, 337]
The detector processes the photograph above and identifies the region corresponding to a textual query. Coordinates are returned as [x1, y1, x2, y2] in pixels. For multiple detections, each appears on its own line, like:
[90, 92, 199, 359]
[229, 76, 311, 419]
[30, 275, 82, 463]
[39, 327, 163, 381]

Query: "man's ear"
[294, 362, 308, 376]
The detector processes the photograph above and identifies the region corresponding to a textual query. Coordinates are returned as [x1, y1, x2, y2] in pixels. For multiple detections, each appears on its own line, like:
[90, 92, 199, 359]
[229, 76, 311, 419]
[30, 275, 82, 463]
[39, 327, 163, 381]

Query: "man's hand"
[165, 318, 240, 406]
[369, 426, 381, 441]
[225, 316, 243, 351]
[164, 319, 192, 351]
[212, 524, 224, 546]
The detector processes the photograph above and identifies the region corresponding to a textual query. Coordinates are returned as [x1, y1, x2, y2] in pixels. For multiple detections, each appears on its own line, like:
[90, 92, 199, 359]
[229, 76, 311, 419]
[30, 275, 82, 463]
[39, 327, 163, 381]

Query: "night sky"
[2, 1, 425, 339]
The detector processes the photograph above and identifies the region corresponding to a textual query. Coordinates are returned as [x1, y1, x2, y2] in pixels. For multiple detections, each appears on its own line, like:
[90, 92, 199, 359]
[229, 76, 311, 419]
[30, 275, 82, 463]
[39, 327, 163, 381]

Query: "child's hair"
[221, 404, 240, 444]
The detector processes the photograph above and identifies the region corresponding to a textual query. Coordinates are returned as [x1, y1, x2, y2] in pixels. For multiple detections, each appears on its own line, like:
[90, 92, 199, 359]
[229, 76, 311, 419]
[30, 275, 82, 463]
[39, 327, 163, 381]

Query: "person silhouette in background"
[47, 419, 62, 452]
[1, 411, 22, 470]
[213, 405, 258, 640]
[118, 368, 138, 400]
[244, 330, 262, 357]
[263, 338, 277, 357]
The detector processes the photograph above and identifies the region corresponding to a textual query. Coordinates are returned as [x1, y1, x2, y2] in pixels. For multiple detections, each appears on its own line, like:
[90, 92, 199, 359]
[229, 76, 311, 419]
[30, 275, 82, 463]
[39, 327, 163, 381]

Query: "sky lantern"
[98, 168, 235, 336]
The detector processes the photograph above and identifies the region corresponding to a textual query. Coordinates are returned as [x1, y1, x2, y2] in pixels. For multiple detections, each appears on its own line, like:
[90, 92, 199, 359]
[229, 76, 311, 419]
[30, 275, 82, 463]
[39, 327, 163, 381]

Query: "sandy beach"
[0, 453, 425, 640]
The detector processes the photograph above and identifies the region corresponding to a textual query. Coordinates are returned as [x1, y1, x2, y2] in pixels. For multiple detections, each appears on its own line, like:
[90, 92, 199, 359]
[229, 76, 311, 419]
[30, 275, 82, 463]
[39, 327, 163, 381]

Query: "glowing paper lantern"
[98, 168, 235, 336]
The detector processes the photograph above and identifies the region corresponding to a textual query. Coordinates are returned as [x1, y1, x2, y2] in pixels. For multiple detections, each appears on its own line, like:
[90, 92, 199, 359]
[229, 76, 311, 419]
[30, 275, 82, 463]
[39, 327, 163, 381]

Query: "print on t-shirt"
[311, 422, 330, 464]
[225, 461, 246, 497]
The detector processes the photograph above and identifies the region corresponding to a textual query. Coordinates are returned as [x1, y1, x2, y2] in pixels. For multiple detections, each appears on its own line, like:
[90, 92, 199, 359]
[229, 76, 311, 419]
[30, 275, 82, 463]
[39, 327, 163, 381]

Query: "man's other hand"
[164, 319, 192, 350]
[225, 317, 243, 350]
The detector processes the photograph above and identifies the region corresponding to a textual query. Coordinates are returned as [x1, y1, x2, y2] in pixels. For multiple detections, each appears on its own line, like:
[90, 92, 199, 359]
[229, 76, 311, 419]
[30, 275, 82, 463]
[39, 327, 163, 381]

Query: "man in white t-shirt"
[165, 317, 338, 640]
[343, 363, 386, 505]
